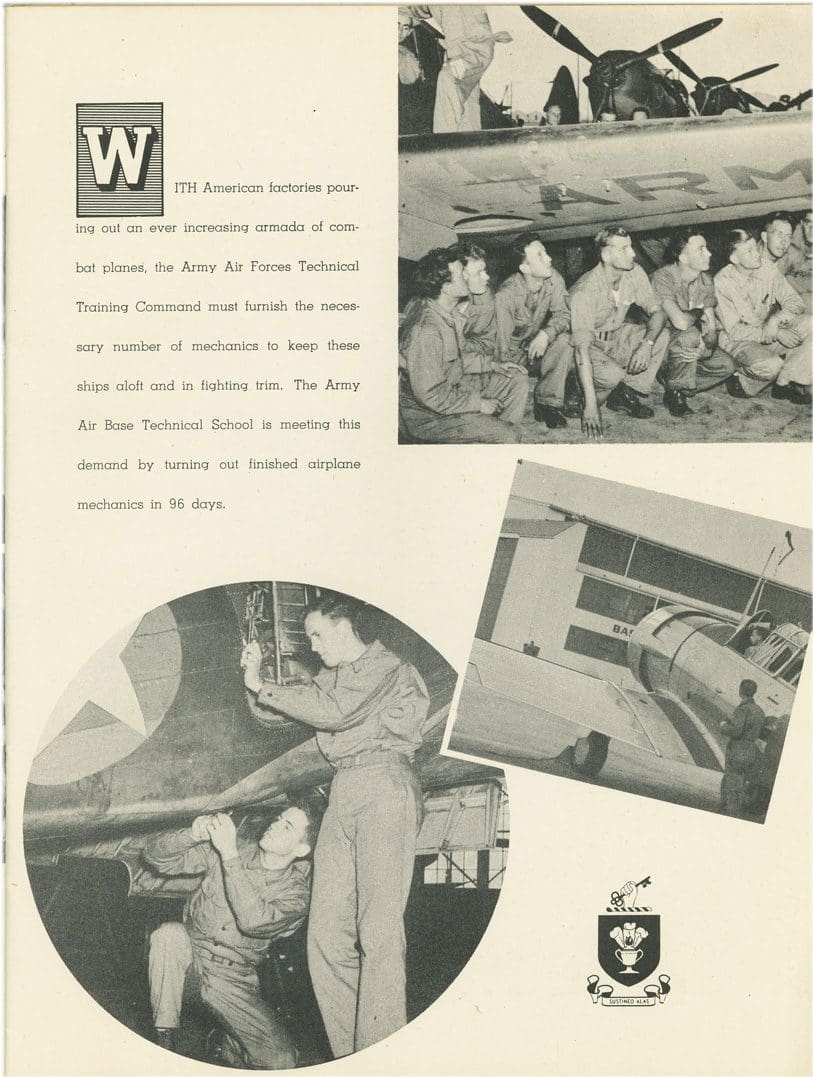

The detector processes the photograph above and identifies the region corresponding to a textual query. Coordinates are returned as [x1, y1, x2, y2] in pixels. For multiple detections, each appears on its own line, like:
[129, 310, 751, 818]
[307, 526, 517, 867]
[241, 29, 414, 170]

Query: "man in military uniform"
[569, 226, 669, 438]
[456, 239, 532, 401]
[542, 104, 562, 126]
[714, 228, 811, 403]
[784, 210, 813, 312]
[651, 228, 735, 417]
[145, 802, 320, 1068]
[402, 241, 501, 378]
[494, 233, 576, 429]
[453, 240, 497, 374]
[399, 247, 528, 442]
[719, 679, 765, 817]
[408, 6, 510, 133]
[758, 211, 795, 274]
[242, 594, 429, 1058]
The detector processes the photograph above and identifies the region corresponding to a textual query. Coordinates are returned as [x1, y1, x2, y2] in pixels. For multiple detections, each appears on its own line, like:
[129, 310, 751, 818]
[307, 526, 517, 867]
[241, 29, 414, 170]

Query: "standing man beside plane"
[144, 803, 319, 1068]
[242, 593, 430, 1059]
[719, 679, 765, 817]
[715, 228, 811, 404]
[494, 233, 577, 429]
[569, 226, 669, 438]
[651, 228, 735, 417]
[407, 6, 510, 133]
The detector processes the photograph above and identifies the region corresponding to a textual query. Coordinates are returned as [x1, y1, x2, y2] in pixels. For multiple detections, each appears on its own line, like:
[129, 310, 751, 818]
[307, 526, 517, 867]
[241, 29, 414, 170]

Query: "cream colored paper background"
[5, 5, 811, 1075]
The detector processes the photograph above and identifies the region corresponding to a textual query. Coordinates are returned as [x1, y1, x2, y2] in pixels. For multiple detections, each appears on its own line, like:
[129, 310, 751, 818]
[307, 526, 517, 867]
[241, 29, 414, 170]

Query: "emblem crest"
[587, 876, 672, 1006]
[597, 914, 660, 986]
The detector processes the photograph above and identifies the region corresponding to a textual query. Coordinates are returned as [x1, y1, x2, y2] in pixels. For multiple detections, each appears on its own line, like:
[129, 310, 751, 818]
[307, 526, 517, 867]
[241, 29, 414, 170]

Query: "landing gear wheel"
[571, 731, 610, 777]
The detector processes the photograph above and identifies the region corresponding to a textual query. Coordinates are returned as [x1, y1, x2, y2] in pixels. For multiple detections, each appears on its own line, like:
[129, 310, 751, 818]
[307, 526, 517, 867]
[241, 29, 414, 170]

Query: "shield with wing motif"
[598, 915, 660, 986]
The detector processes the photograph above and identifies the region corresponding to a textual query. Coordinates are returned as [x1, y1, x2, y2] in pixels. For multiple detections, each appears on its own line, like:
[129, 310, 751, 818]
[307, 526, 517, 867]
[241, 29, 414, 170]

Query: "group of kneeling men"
[399, 210, 813, 442]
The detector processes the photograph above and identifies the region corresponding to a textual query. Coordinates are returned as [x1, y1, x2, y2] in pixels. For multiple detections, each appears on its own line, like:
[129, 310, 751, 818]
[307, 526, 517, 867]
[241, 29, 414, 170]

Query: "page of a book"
[6, 5, 812, 1076]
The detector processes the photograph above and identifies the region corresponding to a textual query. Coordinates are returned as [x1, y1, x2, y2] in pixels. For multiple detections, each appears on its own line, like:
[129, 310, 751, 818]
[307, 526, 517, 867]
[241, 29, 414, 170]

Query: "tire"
[571, 731, 610, 777]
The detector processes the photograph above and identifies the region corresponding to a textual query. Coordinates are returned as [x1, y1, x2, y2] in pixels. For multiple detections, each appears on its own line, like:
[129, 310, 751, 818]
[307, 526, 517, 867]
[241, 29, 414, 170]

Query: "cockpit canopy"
[728, 612, 809, 687]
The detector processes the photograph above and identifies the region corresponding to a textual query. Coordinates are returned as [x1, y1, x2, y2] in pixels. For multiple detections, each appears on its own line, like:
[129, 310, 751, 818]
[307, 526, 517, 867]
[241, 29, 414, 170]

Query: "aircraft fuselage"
[628, 606, 798, 754]
[399, 110, 812, 257]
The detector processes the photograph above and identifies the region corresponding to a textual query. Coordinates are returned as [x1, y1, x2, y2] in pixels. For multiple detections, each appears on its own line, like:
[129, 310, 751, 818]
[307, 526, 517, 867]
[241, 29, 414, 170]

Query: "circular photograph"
[24, 582, 509, 1067]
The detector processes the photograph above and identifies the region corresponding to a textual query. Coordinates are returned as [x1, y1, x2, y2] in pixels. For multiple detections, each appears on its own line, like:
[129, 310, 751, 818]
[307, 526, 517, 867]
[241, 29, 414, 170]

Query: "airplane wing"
[451, 639, 719, 769]
[26, 704, 503, 900]
[399, 110, 811, 258]
[25, 686, 505, 897]
[24, 585, 499, 846]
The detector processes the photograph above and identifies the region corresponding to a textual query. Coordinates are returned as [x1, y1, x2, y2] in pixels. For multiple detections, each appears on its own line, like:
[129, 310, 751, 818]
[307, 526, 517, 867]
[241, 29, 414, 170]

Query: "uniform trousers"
[662, 329, 735, 394]
[531, 334, 576, 406]
[583, 324, 669, 403]
[148, 922, 296, 1069]
[308, 755, 423, 1058]
[432, 37, 494, 133]
[434, 65, 483, 131]
[400, 369, 527, 443]
[727, 313, 812, 395]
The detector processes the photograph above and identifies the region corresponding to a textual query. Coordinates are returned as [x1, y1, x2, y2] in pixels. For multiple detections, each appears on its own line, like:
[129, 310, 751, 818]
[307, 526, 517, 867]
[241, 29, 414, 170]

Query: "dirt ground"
[518, 379, 812, 444]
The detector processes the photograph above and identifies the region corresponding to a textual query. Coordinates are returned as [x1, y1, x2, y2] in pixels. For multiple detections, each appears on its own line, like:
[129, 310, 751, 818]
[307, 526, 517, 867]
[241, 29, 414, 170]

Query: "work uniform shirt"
[144, 830, 311, 965]
[399, 298, 481, 414]
[254, 640, 430, 764]
[495, 270, 570, 363]
[651, 263, 718, 323]
[714, 262, 805, 348]
[758, 240, 795, 276]
[570, 263, 661, 349]
[413, 5, 496, 66]
[460, 289, 497, 374]
[783, 236, 813, 300]
[401, 292, 496, 375]
[722, 699, 765, 773]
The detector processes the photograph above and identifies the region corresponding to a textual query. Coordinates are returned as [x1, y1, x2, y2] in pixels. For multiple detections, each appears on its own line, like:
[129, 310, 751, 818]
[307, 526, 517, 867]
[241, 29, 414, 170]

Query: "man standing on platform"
[242, 594, 430, 1059]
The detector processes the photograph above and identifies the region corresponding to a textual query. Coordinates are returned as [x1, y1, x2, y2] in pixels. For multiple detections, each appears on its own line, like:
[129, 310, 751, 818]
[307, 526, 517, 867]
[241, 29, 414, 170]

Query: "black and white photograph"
[398, 5, 812, 444]
[24, 582, 509, 1068]
[447, 461, 810, 822]
[6, 5, 813, 1073]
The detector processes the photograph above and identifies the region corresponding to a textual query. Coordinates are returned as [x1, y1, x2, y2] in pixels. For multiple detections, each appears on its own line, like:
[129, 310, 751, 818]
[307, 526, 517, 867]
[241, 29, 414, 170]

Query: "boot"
[155, 1028, 178, 1052]
[663, 388, 693, 417]
[562, 372, 583, 417]
[725, 373, 749, 399]
[606, 382, 654, 418]
[533, 403, 568, 428]
[772, 381, 811, 405]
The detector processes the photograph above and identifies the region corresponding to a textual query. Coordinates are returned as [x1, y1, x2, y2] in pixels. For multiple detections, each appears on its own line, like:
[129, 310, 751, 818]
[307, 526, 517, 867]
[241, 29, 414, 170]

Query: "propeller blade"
[786, 88, 813, 109]
[664, 49, 702, 85]
[521, 6, 597, 63]
[739, 90, 766, 110]
[713, 63, 779, 89]
[616, 18, 723, 71]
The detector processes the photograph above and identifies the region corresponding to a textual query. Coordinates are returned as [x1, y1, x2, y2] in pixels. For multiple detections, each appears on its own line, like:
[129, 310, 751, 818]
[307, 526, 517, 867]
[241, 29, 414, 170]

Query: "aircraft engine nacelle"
[628, 604, 797, 762]
[627, 605, 717, 694]
[587, 51, 689, 120]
